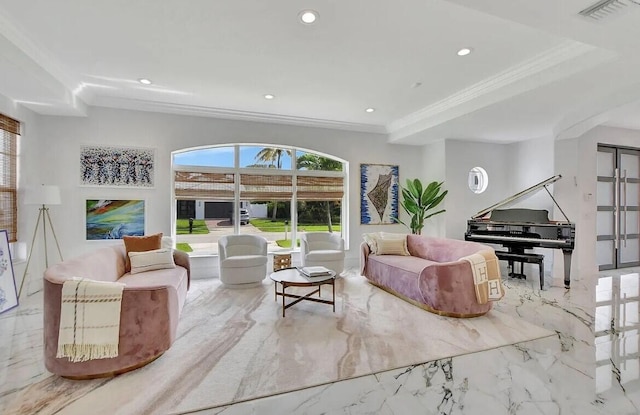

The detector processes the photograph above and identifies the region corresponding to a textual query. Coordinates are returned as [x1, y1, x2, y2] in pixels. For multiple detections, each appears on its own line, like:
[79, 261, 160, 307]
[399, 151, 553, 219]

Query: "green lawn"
[275, 239, 300, 248]
[176, 242, 193, 252]
[176, 219, 210, 235]
[250, 218, 340, 233]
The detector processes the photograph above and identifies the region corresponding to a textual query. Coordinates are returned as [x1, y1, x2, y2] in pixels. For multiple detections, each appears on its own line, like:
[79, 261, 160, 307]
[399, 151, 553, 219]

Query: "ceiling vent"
[579, 0, 640, 20]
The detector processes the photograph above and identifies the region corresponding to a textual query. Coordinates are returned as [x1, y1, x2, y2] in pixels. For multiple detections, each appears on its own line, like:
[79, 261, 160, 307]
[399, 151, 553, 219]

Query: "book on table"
[298, 266, 333, 278]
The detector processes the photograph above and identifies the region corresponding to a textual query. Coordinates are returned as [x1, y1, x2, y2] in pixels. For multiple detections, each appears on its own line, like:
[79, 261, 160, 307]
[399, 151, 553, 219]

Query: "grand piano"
[464, 175, 575, 289]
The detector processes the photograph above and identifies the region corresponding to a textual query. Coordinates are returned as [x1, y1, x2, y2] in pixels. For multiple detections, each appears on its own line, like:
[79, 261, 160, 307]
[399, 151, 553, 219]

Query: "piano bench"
[495, 251, 544, 290]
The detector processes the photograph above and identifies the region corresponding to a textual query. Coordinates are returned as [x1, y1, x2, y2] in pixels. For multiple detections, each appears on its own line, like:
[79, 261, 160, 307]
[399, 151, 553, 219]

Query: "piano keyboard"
[465, 234, 568, 245]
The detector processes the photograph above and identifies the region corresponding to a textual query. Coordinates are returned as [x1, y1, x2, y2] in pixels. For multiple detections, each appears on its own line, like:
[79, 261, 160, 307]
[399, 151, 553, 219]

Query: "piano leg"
[562, 250, 572, 289]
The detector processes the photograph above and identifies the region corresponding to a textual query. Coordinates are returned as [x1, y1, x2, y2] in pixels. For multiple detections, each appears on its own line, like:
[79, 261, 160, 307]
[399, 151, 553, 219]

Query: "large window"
[0, 114, 19, 242]
[173, 145, 346, 255]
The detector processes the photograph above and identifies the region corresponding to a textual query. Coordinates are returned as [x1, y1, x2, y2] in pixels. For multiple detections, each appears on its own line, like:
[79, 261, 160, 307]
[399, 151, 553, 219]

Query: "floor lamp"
[19, 184, 64, 298]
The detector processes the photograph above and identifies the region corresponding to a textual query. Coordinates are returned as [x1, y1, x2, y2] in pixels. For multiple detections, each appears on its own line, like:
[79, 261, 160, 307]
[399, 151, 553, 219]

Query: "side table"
[273, 252, 292, 271]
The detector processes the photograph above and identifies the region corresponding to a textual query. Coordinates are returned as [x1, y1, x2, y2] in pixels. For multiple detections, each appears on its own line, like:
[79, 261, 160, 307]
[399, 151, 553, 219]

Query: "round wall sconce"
[468, 166, 488, 194]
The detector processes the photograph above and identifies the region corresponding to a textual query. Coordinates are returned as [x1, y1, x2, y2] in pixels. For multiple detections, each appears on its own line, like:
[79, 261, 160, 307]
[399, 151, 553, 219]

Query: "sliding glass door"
[597, 145, 640, 270]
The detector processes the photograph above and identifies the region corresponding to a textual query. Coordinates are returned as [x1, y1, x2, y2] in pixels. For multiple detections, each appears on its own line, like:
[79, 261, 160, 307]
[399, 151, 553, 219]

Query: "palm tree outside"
[254, 147, 292, 220]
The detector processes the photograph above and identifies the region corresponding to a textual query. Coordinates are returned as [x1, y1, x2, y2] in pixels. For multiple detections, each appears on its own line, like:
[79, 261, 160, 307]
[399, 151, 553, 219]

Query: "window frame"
[172, 144, 348, 254]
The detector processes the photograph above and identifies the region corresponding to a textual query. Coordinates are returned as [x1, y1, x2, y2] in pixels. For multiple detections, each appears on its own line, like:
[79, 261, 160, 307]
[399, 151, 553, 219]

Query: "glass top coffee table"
[269, 268, 336, 317]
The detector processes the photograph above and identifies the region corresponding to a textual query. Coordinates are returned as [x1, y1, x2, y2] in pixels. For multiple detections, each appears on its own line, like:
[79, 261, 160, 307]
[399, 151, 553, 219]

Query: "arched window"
[172, 145, 347, 255]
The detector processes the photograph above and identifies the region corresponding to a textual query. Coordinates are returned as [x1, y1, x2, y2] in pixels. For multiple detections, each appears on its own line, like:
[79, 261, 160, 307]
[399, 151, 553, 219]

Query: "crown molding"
[387, 40, 598, 137]
[0, 10, 77, 92]
[91, 96, 388, 134]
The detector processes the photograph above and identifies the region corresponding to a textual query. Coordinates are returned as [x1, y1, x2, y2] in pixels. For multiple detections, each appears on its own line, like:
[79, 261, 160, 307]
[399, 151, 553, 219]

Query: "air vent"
[579, 0, 640, 20]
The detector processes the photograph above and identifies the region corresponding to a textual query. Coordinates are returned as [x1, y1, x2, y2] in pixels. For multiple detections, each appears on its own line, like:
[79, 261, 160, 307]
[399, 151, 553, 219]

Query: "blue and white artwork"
[0, 230, 18, 314]
[360, 164, 399, 224]
[86, 200, 145, 240]
[80, 145, 154, 187]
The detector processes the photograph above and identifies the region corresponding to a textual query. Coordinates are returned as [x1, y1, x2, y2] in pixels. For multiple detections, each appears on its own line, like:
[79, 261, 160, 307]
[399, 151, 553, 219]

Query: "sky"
[173, 146, 293, 169]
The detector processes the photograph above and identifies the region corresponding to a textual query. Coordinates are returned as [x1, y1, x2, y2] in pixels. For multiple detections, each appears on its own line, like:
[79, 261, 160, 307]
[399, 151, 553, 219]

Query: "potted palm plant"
[395, 179, 448, 234]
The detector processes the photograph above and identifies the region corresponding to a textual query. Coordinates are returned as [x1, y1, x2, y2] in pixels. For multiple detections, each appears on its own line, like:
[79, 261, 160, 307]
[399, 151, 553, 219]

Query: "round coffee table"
[269, 268, 336, 317]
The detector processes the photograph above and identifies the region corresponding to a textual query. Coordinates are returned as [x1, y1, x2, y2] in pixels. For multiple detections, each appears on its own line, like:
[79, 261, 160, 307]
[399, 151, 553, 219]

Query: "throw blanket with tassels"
[57, 278, 125, 362]
[461, 250, 504, 304]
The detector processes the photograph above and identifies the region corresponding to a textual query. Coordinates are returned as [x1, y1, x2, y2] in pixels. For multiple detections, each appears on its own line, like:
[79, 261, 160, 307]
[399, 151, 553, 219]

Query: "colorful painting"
[0, 230, 18, 314]
[80, 145, 154, 187]
[360, 164, 399, 224]
[86, 200, 145, 240]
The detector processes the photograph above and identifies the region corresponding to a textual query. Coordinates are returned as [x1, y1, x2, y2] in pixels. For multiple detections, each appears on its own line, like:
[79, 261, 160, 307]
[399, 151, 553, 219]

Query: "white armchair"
[300, 232, 345, 275]
[218, 235, 268, 288]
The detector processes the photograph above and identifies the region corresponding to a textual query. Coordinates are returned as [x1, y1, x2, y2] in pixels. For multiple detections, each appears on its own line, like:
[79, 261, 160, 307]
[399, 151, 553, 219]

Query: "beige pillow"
[376, 238, 411, 256]
[128, 248, 175, 274]
[378, 232, 410, 255]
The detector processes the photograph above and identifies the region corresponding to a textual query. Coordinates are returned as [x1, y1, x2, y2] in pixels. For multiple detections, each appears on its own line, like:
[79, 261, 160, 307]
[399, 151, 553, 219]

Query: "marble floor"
[1, 266, 639, 414]
[194, 267, 640, 415]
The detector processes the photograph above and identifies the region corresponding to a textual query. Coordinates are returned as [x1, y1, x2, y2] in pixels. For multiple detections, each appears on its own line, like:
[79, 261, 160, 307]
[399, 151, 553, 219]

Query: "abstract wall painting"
[360, 164, 399, 224]
[86, 200, 145, 240]
[0, 230, 18, 314]
[80, 145, 155, 187]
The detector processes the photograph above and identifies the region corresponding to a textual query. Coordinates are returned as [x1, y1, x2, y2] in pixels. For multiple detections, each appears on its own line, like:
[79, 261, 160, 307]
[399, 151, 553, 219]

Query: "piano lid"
[471, 175, 570, 222]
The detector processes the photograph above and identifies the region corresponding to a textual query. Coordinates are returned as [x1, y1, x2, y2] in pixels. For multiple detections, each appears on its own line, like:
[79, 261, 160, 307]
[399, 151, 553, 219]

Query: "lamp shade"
[24, 184, 61, 205]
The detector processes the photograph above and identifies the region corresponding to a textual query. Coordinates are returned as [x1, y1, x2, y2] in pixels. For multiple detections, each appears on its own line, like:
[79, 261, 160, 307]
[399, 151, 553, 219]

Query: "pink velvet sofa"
[360, 235, 494, 317]
[43, 245, 190, 379]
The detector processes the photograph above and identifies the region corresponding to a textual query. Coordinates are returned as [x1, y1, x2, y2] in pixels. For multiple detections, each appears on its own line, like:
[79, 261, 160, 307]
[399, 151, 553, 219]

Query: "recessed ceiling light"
[299, 10, 318, 24]
[457, 48, 472, 56]
[138, 78, 152, 85]
[264, 94, 275, 100]
[365, 108, 375, 113]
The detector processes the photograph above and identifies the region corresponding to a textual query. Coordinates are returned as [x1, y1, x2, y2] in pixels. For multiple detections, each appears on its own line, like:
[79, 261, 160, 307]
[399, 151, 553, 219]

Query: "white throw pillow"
[362, 233, 379, 254]
[128, 248, 175, 274]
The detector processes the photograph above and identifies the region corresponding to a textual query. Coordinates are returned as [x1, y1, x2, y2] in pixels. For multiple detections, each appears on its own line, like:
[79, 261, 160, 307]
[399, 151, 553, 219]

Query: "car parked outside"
[240, 208, 250, 225]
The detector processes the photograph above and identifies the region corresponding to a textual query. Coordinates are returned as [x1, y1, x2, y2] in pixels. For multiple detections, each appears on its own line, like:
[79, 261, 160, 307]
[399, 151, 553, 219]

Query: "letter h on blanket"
[462, 250, 504, 305]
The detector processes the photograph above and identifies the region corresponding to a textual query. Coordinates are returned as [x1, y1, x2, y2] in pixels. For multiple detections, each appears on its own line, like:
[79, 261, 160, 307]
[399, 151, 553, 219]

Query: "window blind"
[240, 174, 293, 201]
[175, 170, 344, 202]
[296, 176, 344, 200]
[174, 171, 235, 200]
[0, 114, 19, 242]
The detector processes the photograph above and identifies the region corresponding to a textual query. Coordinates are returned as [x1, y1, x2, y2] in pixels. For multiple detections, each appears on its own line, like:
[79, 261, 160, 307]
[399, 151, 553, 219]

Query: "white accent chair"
[300, 232, 345, 275]
[218, 235, 268, 288]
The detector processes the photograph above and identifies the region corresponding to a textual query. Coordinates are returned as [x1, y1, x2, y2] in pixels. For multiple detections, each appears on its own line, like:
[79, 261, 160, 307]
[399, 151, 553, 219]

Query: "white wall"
[18, 106, 423, 286]
[444, 140, 511, 239]
[419, 140, 447, 236]
[508, 135, 556, 213]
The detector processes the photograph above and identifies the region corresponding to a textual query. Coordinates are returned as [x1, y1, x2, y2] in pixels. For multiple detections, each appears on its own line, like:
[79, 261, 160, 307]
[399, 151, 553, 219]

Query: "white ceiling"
[1, 0, 640, 144]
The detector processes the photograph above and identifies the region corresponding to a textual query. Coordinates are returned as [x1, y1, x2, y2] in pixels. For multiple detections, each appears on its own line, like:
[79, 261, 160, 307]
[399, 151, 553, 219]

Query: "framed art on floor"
[0, 230, 18, 314]
[80, 145, 155, 188]
[86, 199, 145, 240]
[360, 164, 399, 224]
